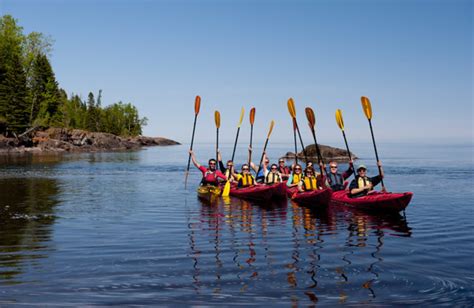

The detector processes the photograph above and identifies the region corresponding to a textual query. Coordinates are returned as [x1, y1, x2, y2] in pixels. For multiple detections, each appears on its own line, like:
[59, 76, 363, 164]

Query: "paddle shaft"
[368, 119, 385, 189]
[216, 127, 219, 162]
[341, 130, 355, 176]
[257, 137, 270, 176]
[293, 123, 298, 165]
[294, 121, 308, 163]
[185, 113, 198, 188]
[309, 128, 324, 175]
[231, 127, 241, 162]
[248, 124, 253, 166]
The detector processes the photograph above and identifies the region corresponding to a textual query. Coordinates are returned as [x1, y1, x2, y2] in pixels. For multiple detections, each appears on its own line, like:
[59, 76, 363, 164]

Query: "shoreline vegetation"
[0, 15, 180, 155]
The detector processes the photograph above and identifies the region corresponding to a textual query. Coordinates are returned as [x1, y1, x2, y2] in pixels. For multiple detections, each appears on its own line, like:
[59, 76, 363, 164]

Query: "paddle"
[185, 95, 201, 189]
[305, 107, 324, 175]
[361, 96, 386, 191]
[214, 110, 220, 162]
[223, 108, 244, 197]
[231, 107, 245, 162]
[335, 109, 355, 176]
[288, 98, 308, 164]
[248, 107, 256, 166]
[257, 120, 275, 176]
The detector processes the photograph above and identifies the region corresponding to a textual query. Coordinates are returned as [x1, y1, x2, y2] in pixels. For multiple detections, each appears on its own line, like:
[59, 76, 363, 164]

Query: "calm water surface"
[0, 142, 473, 305]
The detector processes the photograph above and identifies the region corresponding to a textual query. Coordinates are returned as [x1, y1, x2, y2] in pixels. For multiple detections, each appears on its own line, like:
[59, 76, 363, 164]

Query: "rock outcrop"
[283, 144, 357, 163]
[0, 128, 180, 155]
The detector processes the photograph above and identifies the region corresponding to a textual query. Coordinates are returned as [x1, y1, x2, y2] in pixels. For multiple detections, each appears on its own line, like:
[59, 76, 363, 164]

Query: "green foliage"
[0, 14, 147, 137]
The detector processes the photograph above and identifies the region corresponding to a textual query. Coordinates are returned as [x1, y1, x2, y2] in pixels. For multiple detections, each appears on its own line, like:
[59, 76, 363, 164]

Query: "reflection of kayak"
[291, 188, 332, 208]
[330, 190, 413, 212]
[197, 185, 221, 203]
[229, 184, 274, 202]
[269, 182, 287, 199]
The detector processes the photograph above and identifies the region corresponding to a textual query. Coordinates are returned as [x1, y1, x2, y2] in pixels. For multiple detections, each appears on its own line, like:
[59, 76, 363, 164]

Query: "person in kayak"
[298, 166, 322, 192]
[349, 163, 384, 197]
[217, 150, 235, 182]
[277, 159, 291, 180]
[287, 164, 303, 188]
[326, 160, 354, 191]
[233, 164, 256, 188]
[265, 164, 282, 184]
[189, 150, 226, 186]
[248, 147, 269, 183]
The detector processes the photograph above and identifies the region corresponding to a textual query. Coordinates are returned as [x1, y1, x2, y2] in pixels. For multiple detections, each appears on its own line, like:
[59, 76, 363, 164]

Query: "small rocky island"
[283, 144, 357, 163]
[0, 127, 179, 155]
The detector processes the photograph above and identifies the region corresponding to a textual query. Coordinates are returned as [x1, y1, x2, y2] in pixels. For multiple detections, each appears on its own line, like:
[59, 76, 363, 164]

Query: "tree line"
[0, 15, 147, 137]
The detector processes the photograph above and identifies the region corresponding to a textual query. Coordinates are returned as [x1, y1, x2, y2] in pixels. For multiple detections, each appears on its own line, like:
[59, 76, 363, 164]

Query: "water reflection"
[0, 178, 60, 284]
[188, 197, 411, 304]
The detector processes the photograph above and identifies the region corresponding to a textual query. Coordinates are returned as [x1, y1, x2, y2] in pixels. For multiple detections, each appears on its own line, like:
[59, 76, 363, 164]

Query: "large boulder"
[283, 144, 357, 163]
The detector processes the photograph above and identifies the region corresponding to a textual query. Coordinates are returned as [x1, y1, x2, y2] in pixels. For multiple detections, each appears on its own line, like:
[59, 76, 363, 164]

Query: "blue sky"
[1, 0, 472, 145]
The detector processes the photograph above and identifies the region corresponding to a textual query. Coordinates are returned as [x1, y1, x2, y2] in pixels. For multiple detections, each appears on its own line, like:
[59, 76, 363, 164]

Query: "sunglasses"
[271, 167, 277, 170]
[209, 162, 216, 165]
[227, 164, 233, 167]
[242, 168, 249, 171]
[279, 161, 284, 163]
[295, 168, 301, 170]
[330, 166, 337, 169]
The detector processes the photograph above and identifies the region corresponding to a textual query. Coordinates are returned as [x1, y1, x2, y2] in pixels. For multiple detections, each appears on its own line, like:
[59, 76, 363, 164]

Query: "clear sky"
[1, 0, 472, 145]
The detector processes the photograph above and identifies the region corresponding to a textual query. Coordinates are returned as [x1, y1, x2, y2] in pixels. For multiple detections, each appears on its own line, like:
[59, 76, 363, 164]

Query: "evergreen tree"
[0, 15, 29, 133]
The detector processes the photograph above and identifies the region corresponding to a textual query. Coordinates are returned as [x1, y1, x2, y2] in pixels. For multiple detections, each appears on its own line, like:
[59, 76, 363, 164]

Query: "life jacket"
[279, 166, 290, 174]
[238, 174, 255, 187]
[357, 176, 373, 190]
[327, 172, 344, 191]
[202, 170, 218, 186]
[265, 172, 281, 184]
[303, 176, 318, 191]
[292, 173, 302, 184]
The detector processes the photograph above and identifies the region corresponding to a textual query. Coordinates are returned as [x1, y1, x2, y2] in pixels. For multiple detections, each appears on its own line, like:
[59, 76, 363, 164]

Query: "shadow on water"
[0, 178, 60, 284]
[187, 195, 412, 305]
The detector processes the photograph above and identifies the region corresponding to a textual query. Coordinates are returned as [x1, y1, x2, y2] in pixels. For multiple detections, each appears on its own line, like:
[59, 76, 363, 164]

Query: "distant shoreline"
[0, 127, 180, 155]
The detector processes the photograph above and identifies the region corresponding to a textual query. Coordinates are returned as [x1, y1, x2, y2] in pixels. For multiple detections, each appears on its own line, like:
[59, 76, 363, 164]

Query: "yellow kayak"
[197, 185, 221, 203]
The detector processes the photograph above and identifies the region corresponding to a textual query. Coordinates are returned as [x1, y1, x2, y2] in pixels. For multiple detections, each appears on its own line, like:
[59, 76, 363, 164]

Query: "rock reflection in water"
[0, 178, 59, 284]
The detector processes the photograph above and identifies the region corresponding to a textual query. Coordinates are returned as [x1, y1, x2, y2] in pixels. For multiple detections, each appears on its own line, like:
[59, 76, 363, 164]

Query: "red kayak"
[286, 185, 299, 197]
[269, 182, 288, 199]
[330, 190, 413, 212]
[290, 188, 332, 208]
[229, 184, 274, 202]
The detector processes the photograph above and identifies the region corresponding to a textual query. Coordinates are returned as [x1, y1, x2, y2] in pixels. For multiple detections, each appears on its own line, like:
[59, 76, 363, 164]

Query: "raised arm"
[189, 150, 201, 169]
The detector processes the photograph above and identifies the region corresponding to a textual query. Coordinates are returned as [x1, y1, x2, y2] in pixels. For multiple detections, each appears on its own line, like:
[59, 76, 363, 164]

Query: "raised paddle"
[231, 107, 245, 162]
[305, 107, 324, 175]
[257, 120, 275, 176]
[248, 107, 256, 166]
[288, 98, 308, 163]
[214, 110, 220, 162]
[185, 95, 201, 189]
[361, 96, 386, 191]
[335, 109, 355, 176]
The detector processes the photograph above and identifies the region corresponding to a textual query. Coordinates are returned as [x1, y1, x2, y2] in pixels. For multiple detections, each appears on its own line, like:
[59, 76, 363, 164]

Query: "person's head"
[265, 158, 270, 165]
[278, 158, 285, 166]
[270, 164, 278, 173]
[304, 166, 315, 177]
[293, 164, 302, 174]
[307, 161, 313, 167]
[241, 164, 250, 174]
[329, 161, 338, 174]
[357, 165, 367, 177]
[226, 160, 234, 170]
[208, 159, 217, 170]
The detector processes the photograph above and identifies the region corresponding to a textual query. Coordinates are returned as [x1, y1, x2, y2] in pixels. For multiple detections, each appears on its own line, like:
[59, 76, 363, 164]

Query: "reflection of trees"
[0, 178, 59, 283]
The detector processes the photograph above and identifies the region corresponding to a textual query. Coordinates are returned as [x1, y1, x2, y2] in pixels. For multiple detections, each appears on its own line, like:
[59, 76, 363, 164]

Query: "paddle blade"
[238, 107, 245, 127]
[287, 98, 296, 118]
[194, 96, 201, 114]
[267, 120, 275, 138]
[335, 109, 344, 130]
[222, 181, 231, 197]
[305, 107, 315, 128]
[361, 96, 372, 120]
[249, 107, 256, 125]
[214, 110, 220, 128]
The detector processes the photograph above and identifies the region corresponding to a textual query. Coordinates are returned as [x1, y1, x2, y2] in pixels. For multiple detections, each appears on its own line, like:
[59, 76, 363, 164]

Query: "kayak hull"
[269, 182, 288, 199]
[197, 185, 221, 203]
[330, 190, 413, 212]
[229, 184, 274, 202]
[291, 188, 332, 208]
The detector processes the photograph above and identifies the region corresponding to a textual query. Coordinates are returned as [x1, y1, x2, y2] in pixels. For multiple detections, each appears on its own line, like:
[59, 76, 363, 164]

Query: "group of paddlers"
[189, 148, 384, 198]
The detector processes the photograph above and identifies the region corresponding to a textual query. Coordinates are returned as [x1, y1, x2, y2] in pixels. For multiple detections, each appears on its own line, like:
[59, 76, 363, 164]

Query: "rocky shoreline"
[0, 128, 180, 155]
[283, 144, 357, 163]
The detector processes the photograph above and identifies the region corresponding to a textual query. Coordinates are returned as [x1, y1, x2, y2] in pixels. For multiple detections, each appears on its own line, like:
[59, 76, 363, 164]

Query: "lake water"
[0, 142, 473, 305]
